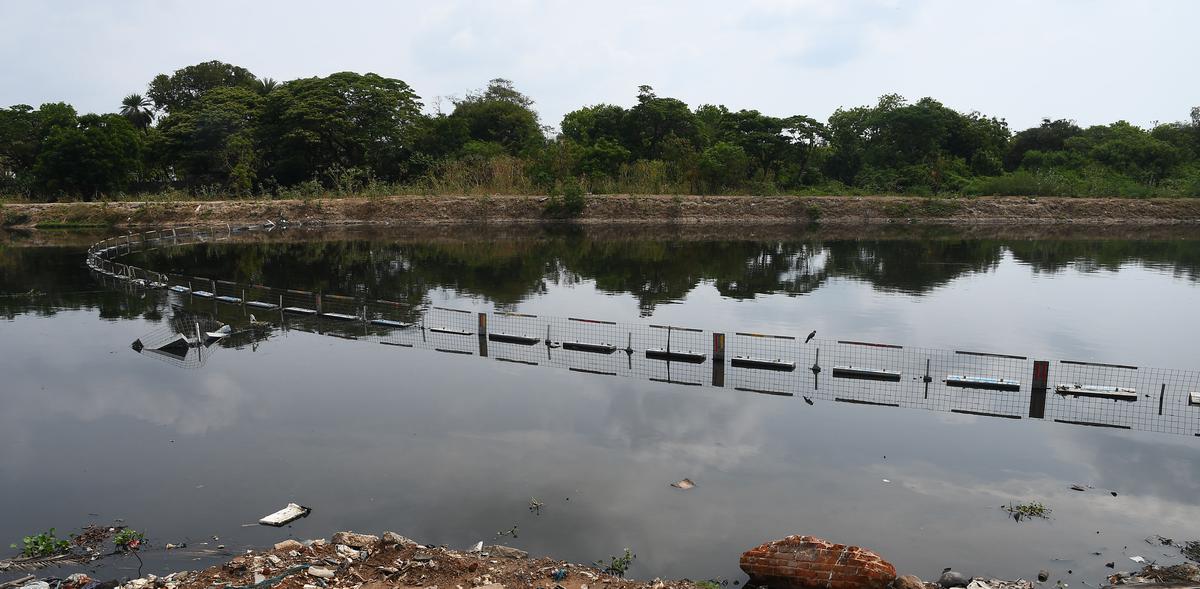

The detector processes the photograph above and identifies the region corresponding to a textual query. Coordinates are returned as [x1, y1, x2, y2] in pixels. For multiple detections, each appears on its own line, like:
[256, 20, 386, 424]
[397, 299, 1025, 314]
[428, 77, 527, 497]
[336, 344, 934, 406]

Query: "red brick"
[739, 535, 896, 589]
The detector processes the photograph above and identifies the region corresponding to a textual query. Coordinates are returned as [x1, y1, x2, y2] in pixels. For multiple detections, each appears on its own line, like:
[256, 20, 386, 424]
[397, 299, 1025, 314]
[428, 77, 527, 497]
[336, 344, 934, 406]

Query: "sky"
[1, 0, 1197, 132]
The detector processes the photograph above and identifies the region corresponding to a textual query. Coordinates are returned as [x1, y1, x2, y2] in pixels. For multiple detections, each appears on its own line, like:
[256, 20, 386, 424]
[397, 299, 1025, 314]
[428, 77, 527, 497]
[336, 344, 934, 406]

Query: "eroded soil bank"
[3, 195, 1200, 229]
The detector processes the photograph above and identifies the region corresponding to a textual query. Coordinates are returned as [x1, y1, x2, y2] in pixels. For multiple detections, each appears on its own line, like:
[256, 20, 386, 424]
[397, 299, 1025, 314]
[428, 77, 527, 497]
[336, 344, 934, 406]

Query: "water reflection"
[115, 232, 1200, 314]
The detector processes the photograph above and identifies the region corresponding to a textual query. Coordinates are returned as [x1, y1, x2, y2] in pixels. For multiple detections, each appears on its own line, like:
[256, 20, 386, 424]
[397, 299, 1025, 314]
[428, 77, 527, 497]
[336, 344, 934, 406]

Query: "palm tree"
[254, 77, 278, 95]
[119, 94, 154, 129]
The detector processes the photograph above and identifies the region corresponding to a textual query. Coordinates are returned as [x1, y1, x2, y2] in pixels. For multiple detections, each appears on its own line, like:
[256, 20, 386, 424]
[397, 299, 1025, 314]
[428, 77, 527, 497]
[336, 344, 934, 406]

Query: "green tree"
[261, 71, 423, 185]
[1004, 118, 1081, 171]
[0, 103, 79, 194]
[119, 94, 154, 129]
[698, 141, 748, 191]
[147, 60, 258, 113]
[158, 86, 263, 192]
[623, 85, 698, 159]
[449, 79, 544, 155]
[33, 114, 143, 198]
[561, 103, 627, 146]
[253, 77, 279, 96]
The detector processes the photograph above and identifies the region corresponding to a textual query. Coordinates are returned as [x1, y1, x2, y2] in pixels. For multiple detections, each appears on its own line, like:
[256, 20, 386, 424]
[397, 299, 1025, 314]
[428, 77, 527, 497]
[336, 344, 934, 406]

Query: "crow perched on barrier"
[805, 330, 816, 343]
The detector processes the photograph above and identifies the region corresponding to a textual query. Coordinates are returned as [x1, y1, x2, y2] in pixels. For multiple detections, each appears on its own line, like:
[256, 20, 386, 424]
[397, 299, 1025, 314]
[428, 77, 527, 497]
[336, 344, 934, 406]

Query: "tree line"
[2, 60, 1199, 200]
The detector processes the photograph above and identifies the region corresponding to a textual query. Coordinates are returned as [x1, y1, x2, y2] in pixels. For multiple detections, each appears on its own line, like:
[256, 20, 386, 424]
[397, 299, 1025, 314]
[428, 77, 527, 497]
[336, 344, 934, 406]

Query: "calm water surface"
[2, 227, 1199, 585]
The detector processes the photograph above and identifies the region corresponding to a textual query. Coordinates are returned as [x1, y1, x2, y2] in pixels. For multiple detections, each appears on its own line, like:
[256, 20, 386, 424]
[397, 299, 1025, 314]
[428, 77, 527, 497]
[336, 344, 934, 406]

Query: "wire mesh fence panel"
[726, 331, 803, 396]
[926, 348, 1032, 420]
[91, 225, 1200, 438]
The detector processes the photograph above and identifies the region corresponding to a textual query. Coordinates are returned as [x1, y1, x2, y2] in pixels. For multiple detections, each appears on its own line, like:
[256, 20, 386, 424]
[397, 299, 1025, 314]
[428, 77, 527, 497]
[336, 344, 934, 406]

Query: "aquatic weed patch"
[1003, 501, 1052, 521]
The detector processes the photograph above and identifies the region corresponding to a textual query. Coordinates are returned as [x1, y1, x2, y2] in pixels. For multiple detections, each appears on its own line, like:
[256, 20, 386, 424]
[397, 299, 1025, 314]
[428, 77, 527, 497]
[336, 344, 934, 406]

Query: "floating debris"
[258, 503, 310, 527]
[670, 478, 696, 490]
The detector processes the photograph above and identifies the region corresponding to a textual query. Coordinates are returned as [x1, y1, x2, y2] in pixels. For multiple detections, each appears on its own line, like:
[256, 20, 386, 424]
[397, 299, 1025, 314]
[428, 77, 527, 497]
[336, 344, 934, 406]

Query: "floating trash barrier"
[215, 295, 242, 304]
[246, 301, 278, 310]
[951, 408, 1022, 420]
[835, 397, 900, 407]
[945, 375, 1021, 392]
[283, 306, 318, 315]
[1190, 392, 1200, 406]
[1055, 383, 1138, 401]
[645, 348, 707, 363]
[832, 365, 902, 382]
[192, 290, 214, 298]
[734, 386, 794, 397]
[321, 312, 359, 321]
[488, 332, 541, 345]
[562, 341, 618, 354]
[429, 327, 473, 336]
[370, 319, 412, 328]
[731, 356, 796, 371]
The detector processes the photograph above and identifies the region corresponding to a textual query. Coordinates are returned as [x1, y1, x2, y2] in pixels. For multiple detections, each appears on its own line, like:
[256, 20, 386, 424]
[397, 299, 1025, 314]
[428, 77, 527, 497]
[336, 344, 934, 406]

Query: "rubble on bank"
[12, 531, 699, 589]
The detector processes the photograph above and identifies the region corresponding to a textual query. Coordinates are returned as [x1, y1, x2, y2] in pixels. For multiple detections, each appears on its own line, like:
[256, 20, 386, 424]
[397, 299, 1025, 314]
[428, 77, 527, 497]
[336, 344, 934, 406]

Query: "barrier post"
[478, 313, 489, 336]
[1029, 360, 1049, 419]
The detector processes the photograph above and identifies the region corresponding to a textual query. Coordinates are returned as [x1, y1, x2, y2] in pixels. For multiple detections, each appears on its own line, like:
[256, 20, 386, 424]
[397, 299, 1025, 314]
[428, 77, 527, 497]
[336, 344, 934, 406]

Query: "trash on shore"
[670, 478, 695, 490]
[1108, 562, 1200, 586]
[17, 530, 698, 589]
[258, 503, 310, 527]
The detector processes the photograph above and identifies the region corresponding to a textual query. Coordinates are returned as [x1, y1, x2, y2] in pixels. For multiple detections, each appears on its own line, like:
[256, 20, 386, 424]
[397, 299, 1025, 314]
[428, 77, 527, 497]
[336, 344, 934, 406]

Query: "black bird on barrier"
[805, 330, 816, 343]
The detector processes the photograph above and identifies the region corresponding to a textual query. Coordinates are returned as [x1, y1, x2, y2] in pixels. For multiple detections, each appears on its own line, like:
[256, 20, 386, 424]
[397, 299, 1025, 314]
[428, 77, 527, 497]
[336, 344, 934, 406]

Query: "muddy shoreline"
[3, 195, 1200, 230]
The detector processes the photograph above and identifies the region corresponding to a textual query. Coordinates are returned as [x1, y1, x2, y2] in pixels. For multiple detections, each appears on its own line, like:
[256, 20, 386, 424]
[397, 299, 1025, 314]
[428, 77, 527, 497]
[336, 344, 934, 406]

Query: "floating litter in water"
[258, 502, 311, 527]
[670, 478, 695, 490]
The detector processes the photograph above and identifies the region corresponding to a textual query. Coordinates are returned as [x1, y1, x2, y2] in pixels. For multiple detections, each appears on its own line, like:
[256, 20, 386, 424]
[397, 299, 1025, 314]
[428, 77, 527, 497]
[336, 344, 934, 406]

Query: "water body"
[2, 227, 1199, 585]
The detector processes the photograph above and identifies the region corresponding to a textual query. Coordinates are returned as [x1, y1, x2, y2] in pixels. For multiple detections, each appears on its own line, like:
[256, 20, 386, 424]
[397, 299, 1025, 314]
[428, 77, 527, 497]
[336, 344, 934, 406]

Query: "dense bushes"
[2, 60, 1198, 201]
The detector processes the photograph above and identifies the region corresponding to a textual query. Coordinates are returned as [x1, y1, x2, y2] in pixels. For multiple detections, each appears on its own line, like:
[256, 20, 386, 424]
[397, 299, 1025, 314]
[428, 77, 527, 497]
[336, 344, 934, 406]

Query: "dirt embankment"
[3, 195, 1200, 229]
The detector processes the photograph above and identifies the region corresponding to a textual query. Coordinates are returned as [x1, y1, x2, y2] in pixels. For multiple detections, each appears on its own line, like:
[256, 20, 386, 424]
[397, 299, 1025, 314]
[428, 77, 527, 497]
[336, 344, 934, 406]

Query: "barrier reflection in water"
[90, 224, 1200, 438]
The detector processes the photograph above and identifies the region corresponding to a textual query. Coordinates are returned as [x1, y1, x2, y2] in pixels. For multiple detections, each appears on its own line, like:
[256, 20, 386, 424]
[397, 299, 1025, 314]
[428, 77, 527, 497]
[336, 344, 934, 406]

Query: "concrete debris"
[306, 567, 335, 579]
[331, 531, 380, 549]
[273, 539, 303, 552]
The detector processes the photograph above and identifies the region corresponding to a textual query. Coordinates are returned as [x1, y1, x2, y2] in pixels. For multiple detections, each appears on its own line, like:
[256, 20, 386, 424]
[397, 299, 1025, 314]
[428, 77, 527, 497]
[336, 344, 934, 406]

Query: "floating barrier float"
[1055, 383, 1137, 401]
[488, 332, 541, 345]
[321, 312, 359, 321]
[282, 306, 317, 315]
[1190, 392, 1200, 406]
[562, 341, 618, 354]
[370, 319, 412, 329]
[215, 295, 242, 304]
[645, 349, 707, 363]
[832, 365, 902, 382]
[246, 301, 279, 310]
[192, 290, 214, 298]
[429, 327, 473, 336]
[730, 356, 796, 371]
[944, 375, 1021, 392]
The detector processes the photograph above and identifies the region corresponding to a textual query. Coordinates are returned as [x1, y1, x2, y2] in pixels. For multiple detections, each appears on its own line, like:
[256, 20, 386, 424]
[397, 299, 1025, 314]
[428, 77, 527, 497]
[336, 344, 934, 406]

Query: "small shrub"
[113, 528, 145, 551]
[544, 181, 586, 219]
[596, 548, 636, 577]
[2, 211, 31, 227]
[805, 203, 822, 222]
[11, 528, 71, 558]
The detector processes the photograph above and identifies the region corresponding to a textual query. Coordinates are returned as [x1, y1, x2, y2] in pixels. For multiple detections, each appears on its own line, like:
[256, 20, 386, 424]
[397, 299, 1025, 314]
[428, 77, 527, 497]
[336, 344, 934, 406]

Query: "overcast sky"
[1, 0, 1196, 131]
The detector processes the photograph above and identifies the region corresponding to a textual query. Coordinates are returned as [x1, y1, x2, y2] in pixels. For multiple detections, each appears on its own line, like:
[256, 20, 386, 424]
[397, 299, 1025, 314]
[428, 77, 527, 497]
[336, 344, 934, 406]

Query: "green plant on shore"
[1003, 501, 1051, 521]
[543, 181, 586, 218]
[696, 581, 722, 589]
[113, 528, 145, 551]
[11, 528, 72, 558]
[596, 548, 636, 577]
[2, 211, 31, 227]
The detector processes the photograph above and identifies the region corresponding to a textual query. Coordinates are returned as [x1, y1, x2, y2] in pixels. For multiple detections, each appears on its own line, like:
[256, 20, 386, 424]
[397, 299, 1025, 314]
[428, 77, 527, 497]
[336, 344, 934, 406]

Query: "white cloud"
[0, 0, 1196, 130]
